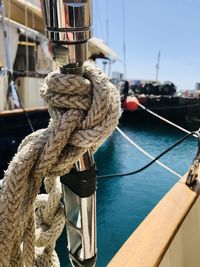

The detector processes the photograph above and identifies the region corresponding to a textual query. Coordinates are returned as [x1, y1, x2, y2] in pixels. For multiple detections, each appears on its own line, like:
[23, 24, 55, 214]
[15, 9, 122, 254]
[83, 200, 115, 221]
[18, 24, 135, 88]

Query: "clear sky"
[93, 0, 200, 90]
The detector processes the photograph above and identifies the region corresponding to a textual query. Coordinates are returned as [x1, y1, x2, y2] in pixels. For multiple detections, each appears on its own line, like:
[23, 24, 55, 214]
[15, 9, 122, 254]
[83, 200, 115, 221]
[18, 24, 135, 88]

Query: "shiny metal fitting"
[41, 0, 92, 65]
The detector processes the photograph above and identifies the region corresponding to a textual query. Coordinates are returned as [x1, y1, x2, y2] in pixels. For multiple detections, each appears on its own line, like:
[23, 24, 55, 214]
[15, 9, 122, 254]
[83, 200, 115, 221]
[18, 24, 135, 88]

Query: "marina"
[56, 121, 197, 266]
[1, 0, 200, 267]
[0, 109, 198, 266]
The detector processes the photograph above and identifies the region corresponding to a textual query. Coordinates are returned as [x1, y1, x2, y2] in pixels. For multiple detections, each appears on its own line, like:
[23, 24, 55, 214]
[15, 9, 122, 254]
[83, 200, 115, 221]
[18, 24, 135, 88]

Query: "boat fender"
[123, 96, 139, 111]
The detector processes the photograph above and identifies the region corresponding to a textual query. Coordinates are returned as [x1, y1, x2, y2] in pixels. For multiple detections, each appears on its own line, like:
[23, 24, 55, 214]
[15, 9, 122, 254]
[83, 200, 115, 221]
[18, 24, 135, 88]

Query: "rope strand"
[0, 62, 120, 267]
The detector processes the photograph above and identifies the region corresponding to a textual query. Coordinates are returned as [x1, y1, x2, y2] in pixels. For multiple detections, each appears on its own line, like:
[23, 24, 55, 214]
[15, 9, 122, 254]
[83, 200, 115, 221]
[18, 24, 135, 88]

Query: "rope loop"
[0, 62, 120, 267]
[41, 62, 120, 149]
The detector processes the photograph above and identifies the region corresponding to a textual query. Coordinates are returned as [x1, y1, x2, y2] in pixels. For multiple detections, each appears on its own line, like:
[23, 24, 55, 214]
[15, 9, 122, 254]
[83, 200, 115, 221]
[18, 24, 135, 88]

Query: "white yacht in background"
[0, 0, 119, 112]
[0, 0, 119, 177]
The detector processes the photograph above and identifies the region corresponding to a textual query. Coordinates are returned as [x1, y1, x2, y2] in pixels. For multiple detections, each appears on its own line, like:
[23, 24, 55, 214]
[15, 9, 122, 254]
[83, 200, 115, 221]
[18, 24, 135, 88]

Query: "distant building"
[195, 82, 200, 90]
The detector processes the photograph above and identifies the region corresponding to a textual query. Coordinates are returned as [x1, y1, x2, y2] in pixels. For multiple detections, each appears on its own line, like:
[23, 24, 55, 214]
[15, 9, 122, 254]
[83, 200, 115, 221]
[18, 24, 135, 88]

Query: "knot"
[0, 61, 120, 267]
[41, 71, 93, 111]
[41, 62, 120, 149]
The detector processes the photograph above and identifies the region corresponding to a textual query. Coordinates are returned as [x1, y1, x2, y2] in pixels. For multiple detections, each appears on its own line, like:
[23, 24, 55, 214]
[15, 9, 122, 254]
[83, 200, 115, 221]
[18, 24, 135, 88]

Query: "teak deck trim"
[0, 107, 48, 117]
[107, 174, 200, 267]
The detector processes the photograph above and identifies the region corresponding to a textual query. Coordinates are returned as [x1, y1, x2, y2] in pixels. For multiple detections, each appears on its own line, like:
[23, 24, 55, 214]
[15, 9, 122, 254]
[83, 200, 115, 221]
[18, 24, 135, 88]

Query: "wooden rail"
[0, 107, 48, 117]
[107, 173, 200, 267]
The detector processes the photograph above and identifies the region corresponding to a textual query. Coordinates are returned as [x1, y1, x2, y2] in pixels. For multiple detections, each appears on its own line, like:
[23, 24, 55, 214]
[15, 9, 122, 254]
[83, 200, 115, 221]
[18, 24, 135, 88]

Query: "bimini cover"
[88, 37, 120, 61]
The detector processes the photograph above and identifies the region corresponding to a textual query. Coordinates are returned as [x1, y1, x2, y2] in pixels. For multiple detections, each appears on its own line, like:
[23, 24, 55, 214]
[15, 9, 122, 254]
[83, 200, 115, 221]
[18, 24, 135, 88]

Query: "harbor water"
[56, 120, 197, 267]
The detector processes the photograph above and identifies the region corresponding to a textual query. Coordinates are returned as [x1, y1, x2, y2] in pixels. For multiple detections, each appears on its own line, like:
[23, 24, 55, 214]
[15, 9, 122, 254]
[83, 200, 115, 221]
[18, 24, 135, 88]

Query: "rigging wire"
[7, 0, 10, 36]
[155, 50, 161, 81]
[97, 129, 197, 179]
[25, 0, 29, 76]
[135, 100, 198, 138]
[18, 0, 35, 132]
[94, 0, 105, 40]
[1, 0, 35, 132]
[30, 0, 37, 70]
[116, 127, 181, 178]
[15, 91, 35, 133]
[122, 0, 127, 79]
[106, 0, 109, 45]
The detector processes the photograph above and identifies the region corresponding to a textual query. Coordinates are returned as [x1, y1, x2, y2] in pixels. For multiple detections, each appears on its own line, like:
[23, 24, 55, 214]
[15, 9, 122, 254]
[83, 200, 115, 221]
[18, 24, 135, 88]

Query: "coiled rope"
[0, 62, 120, 267]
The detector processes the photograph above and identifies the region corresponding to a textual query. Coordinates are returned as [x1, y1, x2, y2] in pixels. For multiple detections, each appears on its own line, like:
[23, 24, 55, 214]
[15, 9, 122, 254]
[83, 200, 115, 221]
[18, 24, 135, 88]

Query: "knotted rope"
[0, 62, 120, 267]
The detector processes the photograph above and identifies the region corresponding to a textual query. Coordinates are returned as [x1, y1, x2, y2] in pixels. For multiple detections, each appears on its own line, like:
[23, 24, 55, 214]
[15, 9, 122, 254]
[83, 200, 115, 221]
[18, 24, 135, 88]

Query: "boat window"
[13, 34, 37, 76]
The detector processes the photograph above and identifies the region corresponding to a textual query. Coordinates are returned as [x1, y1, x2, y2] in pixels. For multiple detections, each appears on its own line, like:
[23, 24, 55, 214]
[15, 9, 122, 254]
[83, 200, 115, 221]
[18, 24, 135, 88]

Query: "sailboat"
[0, 0, 119, 112]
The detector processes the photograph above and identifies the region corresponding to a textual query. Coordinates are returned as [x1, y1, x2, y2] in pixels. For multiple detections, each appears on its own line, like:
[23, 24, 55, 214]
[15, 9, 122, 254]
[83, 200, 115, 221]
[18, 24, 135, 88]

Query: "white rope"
[116, 127, 182, 178]
[135, 101, 198, 138]
[0, 62, 120, 267]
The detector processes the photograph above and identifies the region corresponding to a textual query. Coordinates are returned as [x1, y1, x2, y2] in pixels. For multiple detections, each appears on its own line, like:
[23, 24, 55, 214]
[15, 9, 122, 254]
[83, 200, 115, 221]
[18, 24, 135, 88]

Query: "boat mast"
[41, 1, 97, 266]
[122, 0, 127, 79]
[106, 0, 112, 78]
[106, 0, 109, 46]
[155, 50, 161, 81]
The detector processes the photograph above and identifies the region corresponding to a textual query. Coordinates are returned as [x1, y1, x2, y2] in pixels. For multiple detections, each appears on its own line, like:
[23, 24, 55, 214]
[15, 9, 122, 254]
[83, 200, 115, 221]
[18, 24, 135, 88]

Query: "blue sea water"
[57, 120, 197, 267]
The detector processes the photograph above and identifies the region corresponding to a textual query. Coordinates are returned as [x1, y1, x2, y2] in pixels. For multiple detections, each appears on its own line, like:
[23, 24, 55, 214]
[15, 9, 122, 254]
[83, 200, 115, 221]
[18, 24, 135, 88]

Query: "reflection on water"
[57, 121, 197, 267]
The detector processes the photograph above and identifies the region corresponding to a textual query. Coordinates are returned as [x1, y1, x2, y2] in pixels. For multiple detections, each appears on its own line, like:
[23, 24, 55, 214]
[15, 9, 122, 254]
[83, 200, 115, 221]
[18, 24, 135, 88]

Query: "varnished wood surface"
[0, 107, 48, 117]
[108, 174, 200, 267]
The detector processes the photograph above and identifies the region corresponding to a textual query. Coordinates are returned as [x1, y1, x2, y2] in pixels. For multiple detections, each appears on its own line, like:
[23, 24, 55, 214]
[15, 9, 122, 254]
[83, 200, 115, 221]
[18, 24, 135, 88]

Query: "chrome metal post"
[41, 0, 92, 69]
[40, 1, 97, 266]
[61, 152, 97, 267]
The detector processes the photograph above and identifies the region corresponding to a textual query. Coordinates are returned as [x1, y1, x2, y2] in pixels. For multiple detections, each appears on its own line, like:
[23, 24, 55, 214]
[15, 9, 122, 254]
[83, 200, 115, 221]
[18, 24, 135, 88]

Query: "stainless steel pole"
[40, 1, 97, 266]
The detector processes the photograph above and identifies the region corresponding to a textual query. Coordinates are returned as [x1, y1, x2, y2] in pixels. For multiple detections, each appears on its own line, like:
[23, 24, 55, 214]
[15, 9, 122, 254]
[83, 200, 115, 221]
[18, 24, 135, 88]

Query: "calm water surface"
[57, 121, 197, 267]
